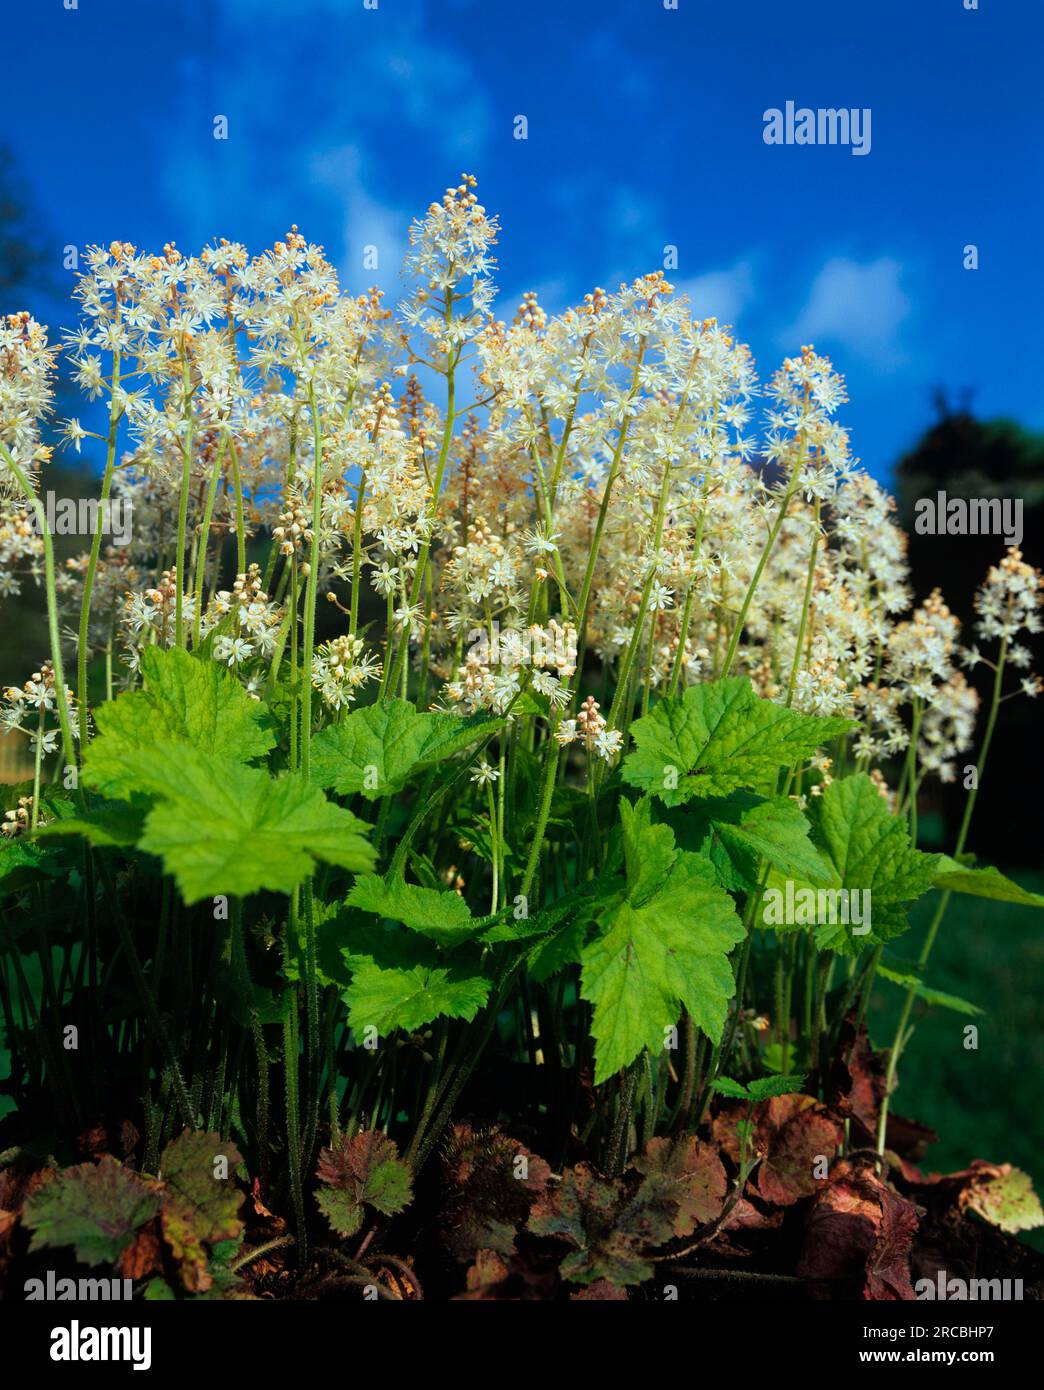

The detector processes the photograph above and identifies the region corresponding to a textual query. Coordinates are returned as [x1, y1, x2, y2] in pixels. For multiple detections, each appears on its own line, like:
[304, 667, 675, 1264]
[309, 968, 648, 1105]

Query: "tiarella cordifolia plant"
[1, 177, 1042, 1298]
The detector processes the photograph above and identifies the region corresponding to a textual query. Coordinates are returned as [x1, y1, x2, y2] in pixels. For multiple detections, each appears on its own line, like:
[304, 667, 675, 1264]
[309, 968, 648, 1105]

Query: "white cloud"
[310, 146, 408, 293]
[783, 257, 910, 367]
[676, 261, 756, 326]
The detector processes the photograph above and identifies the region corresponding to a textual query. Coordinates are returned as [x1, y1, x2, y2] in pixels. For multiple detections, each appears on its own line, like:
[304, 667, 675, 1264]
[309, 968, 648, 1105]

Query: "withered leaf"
[958, 1162, 1044, 1235]
[23, 1157, 162, 1267]
[826, 1014, 886, 1140]
[570, 1278, 629, 1300]
[528, 1163, 675, 1286]
[315, 1130, 413, 1238]
[754, 1096, 844, 1207]
[441, 1123, 551, 1261]
[630, 1136, 727, 1237]
[797, 1158, 920, 1300]
[159, 1131, 244, 1294]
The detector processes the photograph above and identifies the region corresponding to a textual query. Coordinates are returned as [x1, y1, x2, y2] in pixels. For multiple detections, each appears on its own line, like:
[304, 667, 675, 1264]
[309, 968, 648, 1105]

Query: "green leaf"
[932, 856, 1044, 908]
[129, 746, 374, 903]
[710, 1074, 805, 1102]
[159, 1131, 244, 1294]
[710, 1077, 753, 1100]
[341, 925, 489, 1035]
[669, 791, 835, 891]
[619, 796, 676, 905]
[622, 677, 852, 806]
[799, 774, 940, 952]
[36, 799, 147, 848]
[347, 873, 478, 948]
[876, 964, 983, 1016]
[24, 1157, 162, 1265]
[343, 959, 490, 1036]
[0, 838, 64, 892]
[962, 1165, 1044, 1235]
[84, 646, 275, 798]
[311, 699, 501, 799]
[746, 1074, 807, 1101]
[315, 1131, 413, 1238]
[581, 806, 745, 1083]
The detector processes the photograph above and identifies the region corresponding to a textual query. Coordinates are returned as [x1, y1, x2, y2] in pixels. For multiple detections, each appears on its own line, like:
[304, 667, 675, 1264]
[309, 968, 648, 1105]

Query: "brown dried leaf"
[528, 1163, 675, 1286]
[115, 1221, 163, 1280]
[797, 1157, 920, 1300]
[570, 1279, 629, 1300]
[713, 1093, 843, 1207]
[630, 1136, 727, 1237]
[441, 1123, 550, 1261]
[754, 1096, 843, 1207]
[159, 1131, 244, 1293]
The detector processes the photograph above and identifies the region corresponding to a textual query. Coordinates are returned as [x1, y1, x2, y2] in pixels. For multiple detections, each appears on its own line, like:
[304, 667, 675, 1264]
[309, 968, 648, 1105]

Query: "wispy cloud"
[676, 260, 756, 326]
[310, 146, 409, 294]
[156, 2, 492, 271]
[782, 256, 911, 368]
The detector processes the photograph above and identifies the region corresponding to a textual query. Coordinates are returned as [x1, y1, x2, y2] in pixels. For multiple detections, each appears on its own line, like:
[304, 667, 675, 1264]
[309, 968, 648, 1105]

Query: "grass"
[868, 868, 1044, 1249]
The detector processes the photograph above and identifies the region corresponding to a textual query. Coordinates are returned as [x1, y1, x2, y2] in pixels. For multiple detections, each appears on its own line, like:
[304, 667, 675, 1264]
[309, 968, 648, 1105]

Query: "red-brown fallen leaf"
[570, 1279, 629, 1300]
[720, 1196, 784, 1233]
[77, 1119, 140, 1162]
[884, 1113, 938, 1160]
[754, 1096, 844, 1207]
[454, 1247, 559, 1300]
[465, 1249, 511, 1294]
[630, 1136, 727, 1237]
[713, 1094, 843, 1207]
[115, 1220, 164, 1280]
[797, 1157, 921, 1300]
[441, 1123, 551, 1261]
[826, 1014, 886, 1138]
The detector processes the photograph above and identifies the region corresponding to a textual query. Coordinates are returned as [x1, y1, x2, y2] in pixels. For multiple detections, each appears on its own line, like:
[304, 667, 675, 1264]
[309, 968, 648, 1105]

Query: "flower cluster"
[0, 176, 1034, 813]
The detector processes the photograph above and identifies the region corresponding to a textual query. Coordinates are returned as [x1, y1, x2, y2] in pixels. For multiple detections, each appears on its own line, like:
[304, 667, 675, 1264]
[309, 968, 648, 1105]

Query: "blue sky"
[5, 0, 1042, 481]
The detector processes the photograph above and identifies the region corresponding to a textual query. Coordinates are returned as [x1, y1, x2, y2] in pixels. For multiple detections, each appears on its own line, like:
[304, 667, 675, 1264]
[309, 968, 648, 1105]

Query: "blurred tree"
[0, 146, 59, 306]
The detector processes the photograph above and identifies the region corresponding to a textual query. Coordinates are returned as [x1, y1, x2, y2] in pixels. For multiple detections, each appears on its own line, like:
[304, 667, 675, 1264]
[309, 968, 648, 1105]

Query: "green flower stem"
[77, 351, 121, 742]
[877, 636, 1008, 1153]
[30, 705, 44, 830]
[349, 464, 368, 636]
[301, 381, 324, 780]
[784, 495, 821, 708]
[297, 383, 324, 1159]
[0, 443, 76, 770]
[520, 718, 562, 900]
[485, 779, 499, 914]
[720, 461, 803, 679]
[608, 444, 676, 730]
[387, 292, 457, 695]
[192, 433, 228, 648]
[175, 352, 195, 648]
[227, 434, 247, 577]
[572, 343, 647, 667]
